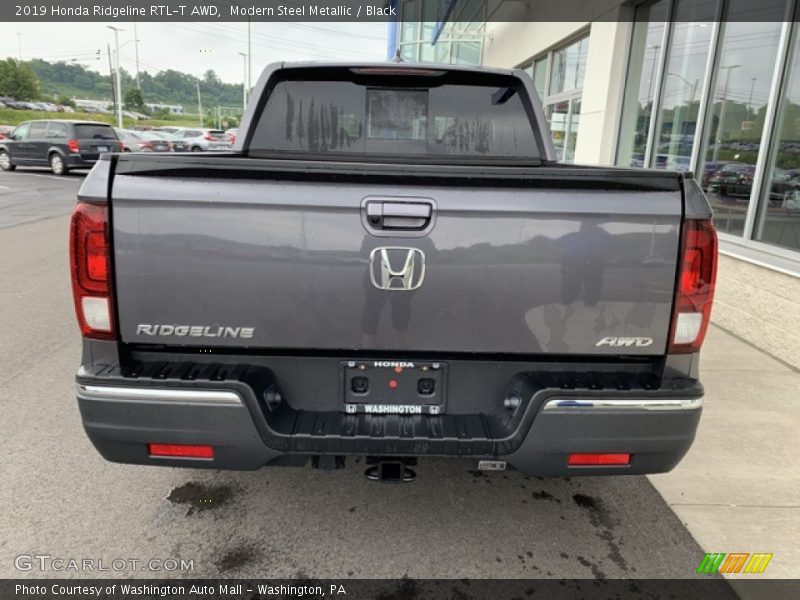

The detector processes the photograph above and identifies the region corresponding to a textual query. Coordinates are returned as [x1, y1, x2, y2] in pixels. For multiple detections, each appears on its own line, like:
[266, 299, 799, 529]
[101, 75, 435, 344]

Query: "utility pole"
[247, 18, 252, 94]
[196, 80, 203, 126]
[238, 52, 247, 112]
[713, 65, 740, 163]
[107, 26, 124, 129]
[106, 43, 117, 115]
[134, 22, 141, 90]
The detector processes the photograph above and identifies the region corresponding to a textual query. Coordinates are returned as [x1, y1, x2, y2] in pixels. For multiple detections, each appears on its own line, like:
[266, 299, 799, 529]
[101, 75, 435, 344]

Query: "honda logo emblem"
[369, 247, 426, 291]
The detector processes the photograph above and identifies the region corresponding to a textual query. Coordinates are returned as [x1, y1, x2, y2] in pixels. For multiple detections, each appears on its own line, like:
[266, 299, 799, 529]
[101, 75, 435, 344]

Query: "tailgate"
[111, 174, 681, 355]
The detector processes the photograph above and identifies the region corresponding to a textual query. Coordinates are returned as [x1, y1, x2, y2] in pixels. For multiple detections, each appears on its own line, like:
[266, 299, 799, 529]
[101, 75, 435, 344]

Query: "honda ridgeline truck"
[70, 62, 717, 481]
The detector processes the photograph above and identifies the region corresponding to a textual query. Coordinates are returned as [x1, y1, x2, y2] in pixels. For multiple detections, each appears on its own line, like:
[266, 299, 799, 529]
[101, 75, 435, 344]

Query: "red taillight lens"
[148, 444, 214, 459]
[568, 453, 630, 466]
[204, 133, 213, 140]
[69, 202, 116, 340]
[67, 139, 79, 153]
[669, 219, 718, 353]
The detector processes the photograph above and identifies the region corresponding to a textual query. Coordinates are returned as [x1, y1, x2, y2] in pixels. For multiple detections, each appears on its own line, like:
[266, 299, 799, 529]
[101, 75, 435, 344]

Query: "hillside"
[26, 59, 244, 111]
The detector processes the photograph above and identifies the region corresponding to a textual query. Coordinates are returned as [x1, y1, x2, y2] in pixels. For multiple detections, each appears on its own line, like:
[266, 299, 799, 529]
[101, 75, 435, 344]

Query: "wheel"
[191, 146, 203, 152]
[49, 153, 68, 176]
[0, 151, 15, 171]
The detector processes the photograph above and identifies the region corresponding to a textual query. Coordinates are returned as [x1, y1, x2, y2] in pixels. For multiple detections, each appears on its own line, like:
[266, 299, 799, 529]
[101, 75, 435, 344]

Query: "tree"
[123, 87, 145, 111]
[57, 94, 76, 109]
[0, 58, 39, 100]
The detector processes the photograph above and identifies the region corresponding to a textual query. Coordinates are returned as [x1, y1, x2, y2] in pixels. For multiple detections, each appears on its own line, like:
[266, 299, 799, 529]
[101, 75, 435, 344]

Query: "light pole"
[712, 64, 741, 163]
[107, 26, 124, 129]
[247, 19, 252, 93]
[134, 22, 141, 90]
[238, 52, 247, 112]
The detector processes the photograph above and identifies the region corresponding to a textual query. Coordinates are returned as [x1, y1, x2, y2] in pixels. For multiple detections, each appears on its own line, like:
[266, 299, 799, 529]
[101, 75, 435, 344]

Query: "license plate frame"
[341, 360, 447, 415]
[96, 145, 110, 153]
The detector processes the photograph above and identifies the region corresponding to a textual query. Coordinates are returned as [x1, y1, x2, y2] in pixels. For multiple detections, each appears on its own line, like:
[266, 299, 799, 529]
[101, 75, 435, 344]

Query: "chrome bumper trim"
[543, 397, 704, 411]
[76, 384, 242, 407]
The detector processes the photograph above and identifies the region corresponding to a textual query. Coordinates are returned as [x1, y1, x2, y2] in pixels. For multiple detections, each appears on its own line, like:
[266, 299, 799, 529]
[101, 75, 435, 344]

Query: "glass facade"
[521, 34, 589, 162]
[396, 0, 484, 65]
[618, 0, 800, 261]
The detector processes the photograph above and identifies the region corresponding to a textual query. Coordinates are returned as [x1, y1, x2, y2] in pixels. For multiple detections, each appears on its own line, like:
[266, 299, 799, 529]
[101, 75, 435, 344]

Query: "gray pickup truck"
[70, 62, 717, 482]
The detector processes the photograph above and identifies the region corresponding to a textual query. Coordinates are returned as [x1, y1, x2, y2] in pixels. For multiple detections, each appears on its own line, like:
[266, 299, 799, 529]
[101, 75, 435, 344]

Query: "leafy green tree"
[123, 87, 145, 111]
[0, 58, 39, 100]
[57, 94, 76, 108]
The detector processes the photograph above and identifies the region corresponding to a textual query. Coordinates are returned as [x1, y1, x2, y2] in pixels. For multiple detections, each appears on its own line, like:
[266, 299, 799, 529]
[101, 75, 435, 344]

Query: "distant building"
[146, 103, 184, 115]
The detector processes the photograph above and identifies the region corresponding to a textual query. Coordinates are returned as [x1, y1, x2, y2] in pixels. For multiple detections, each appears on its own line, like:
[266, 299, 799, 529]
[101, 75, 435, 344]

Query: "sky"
[0, 21, 389, 84]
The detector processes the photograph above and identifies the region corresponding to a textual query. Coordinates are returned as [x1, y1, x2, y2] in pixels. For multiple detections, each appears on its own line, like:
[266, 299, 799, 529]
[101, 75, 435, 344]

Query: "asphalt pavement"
[0, 169, 716, 581]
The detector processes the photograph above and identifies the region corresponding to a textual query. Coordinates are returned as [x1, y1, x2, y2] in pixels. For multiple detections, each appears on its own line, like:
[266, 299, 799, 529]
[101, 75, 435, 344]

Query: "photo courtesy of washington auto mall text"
[2, 0, 800, 599]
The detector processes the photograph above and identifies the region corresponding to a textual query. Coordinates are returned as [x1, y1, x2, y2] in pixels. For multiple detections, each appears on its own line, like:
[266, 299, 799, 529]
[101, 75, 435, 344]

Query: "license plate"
[342, 360, 446, 415]
[97, 145, 110, 152]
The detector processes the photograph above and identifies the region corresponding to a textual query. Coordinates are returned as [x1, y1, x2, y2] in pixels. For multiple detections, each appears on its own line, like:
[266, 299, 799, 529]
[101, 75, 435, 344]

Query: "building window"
[701, 16, 783, 236]
[521, 34, 589, 162]
[395, 0, 484, 66]
[617, 0, 800, 272]
[753, 24, 800, 252]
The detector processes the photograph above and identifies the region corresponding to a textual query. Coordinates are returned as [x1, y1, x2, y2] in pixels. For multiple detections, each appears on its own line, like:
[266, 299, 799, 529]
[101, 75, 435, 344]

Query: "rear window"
[207, 130, 227, 139]
[75, 124, 118, 140]
[249, 73, 541, 162]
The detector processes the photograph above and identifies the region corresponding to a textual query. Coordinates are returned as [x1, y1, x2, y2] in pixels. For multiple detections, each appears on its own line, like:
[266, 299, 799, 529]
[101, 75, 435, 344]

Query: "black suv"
[0, 120, 121, 175]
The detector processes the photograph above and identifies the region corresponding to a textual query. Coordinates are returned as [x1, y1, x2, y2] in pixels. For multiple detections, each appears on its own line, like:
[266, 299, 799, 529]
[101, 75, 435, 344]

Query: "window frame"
[518, 30, 589, 162]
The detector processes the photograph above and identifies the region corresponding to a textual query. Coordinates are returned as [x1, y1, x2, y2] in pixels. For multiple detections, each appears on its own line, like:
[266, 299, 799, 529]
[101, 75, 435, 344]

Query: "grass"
[0, 108, 202, 130]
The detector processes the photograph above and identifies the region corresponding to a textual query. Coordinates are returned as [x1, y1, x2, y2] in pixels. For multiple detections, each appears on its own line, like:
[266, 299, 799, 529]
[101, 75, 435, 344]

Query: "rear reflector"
[568, 453, 631, 466]
[69, 201, 116, 340]
[669, 219, 718, 353]
[148, 444, 214, 459]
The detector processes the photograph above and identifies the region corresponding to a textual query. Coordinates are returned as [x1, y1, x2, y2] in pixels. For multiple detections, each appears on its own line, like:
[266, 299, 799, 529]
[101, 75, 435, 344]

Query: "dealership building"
[391, 0, 800, 368]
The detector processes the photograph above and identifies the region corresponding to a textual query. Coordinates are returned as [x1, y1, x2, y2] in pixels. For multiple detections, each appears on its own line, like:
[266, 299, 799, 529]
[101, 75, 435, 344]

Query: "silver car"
[173, 128, 232, 152]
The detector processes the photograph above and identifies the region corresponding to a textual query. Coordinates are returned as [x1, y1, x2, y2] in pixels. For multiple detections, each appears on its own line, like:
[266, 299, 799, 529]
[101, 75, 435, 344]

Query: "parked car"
[116, 128, 171, 153]
[707, 163, 756, 199]
[160, 131, 189, 152]
[172, 127, 232, 151]
[70, 62, 717, 481]
[0, 119, 121, 175]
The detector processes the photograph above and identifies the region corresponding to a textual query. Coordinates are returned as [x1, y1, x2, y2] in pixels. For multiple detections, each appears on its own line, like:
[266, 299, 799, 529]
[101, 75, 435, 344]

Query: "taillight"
[67, 139, 80, 153]
[69, 202, 116, 340]
[669, 219, 717, 353]
[204, 133, 214, 141]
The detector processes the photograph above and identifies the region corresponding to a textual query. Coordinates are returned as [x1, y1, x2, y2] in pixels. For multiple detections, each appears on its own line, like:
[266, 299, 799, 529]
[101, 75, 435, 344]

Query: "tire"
[0, 151, 15, 171]
[49, 153, 68, 176]
[191, 146, 203, 152]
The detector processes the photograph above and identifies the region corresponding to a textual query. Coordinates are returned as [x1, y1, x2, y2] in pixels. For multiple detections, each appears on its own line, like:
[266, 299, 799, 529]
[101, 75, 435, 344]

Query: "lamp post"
[107, 26, 124, 129]
[134, 22, 141, 89]
[238, 52, 248, 112]
[712, 64, 741, 163]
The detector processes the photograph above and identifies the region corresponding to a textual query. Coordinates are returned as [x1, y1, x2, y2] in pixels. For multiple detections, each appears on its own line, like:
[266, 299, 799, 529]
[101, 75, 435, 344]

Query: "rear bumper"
[76, 361, 704, 476]
[66, 155, 98, 168]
